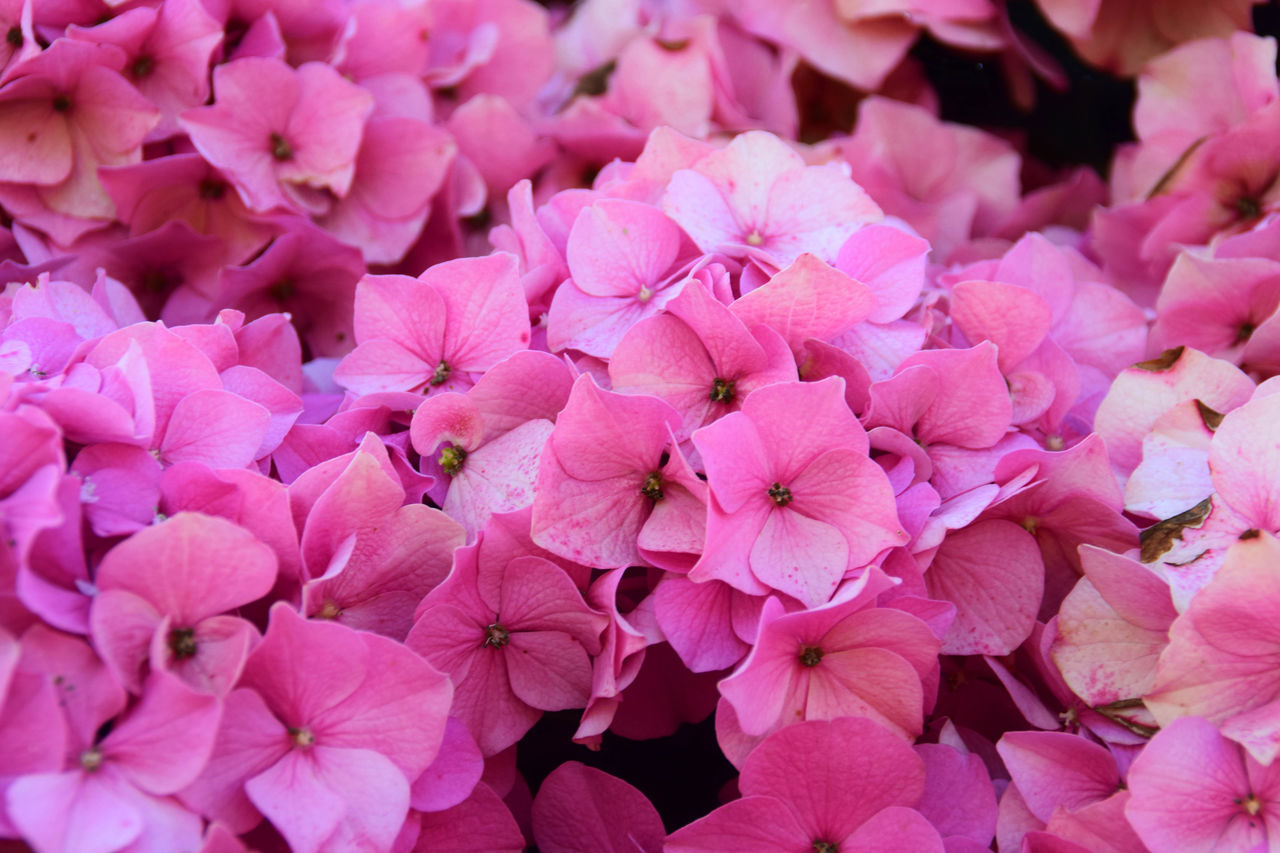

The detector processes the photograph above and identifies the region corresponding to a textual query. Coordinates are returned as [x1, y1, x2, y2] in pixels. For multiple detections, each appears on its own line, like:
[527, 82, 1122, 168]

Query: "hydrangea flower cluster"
[2, 0, 1280, 851]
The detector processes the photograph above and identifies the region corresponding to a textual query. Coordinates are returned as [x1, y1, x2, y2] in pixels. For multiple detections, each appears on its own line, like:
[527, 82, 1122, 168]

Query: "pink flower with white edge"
[662, 130, 882, 269]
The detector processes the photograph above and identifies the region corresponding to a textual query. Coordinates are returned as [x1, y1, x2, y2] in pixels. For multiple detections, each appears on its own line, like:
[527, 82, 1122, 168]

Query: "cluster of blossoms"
[2, 0, 1280, 851]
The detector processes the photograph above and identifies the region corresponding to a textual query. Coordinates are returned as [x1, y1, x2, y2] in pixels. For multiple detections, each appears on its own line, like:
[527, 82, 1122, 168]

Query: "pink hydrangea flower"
[666, 716, 942, 852]
[662, 130, 882, 269]
[334, 253, 530, 396]
[608, 278, 797, 443]
[406, 523, 607, 755]
[691, 377, 908, 607]
[718, 567, 942, 740]
[546, 198, 700, 358]
[530, 374, 703, 570]
[412, 350, 573, 537]
[180, 604, 452, 851]
[295, 434, 464, 641]
[180, 56, 373, 214]
[90, 511, 277, 696]
[1126, 715, 1280, 852]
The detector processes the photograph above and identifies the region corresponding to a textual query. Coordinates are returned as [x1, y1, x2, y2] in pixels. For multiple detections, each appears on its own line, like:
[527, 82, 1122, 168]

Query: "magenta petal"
[246, 746, 409, 853]
[531, 761, 665, 853]
[741, 717, 926, 841]
[409, 717, 483, 813]
[7, 770, 143, 853]
[665, 796, 811, 853]
[414, 782, 526, 852]
[842, 806, 944, 852]
[103, 672, 221, 795]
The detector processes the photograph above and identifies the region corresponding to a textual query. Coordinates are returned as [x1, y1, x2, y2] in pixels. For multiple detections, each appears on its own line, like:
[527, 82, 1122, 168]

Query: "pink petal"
[741, 716, 926, 841]
[531, 761, 665, 853]
[750, 507, 849, 607]
[926, 520, 1044, 655]
[996, 731, 1120, 823]
[566, 199, 683, 298]
[409, 717, 483, 813]
[159, 389, 272, 468]
[103, 672, 221, 795]
[730, 253, 875, 353]
[664, 796, 810, 852]
[414, 782, 526, 851]
[96, 512, 277, 626]
[246, 746, 409, 853]
[8, 770, 143, 853]
[1126, 716, 1269, 853]
[842, 806, 945, 852]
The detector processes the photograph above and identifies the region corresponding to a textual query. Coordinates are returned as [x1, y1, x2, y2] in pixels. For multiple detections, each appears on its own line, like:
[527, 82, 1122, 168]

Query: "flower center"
[813, 842, 838, 853]
[1241, 794, 1263, 816]
[168, 627, 198, 660]
[768, 482, 793, 506]
[317, 600, 341, 619]
[269, 279, 295, 302]
[746, 230, 764, 246]
[80, 747, 103, 772]
[289, 726, 315, 748]
[483, 623, 510, 648]
[709, 377, 735, 403]
[439, 445, 466, 475]
[130, 55, 155, 78]
[198, 178, 227, 200]
[641, 471, 664, 502]
[270, 132, 293, 161]
[637, 285, 654, 303]
[799, 645, 824, 667]
[6, 26, 22, 46]
[430, 360, 451, 386]
[51, 94, 71, 112]
[1236, 322, 1256, 344]
[1235, 195, 1262, 220]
